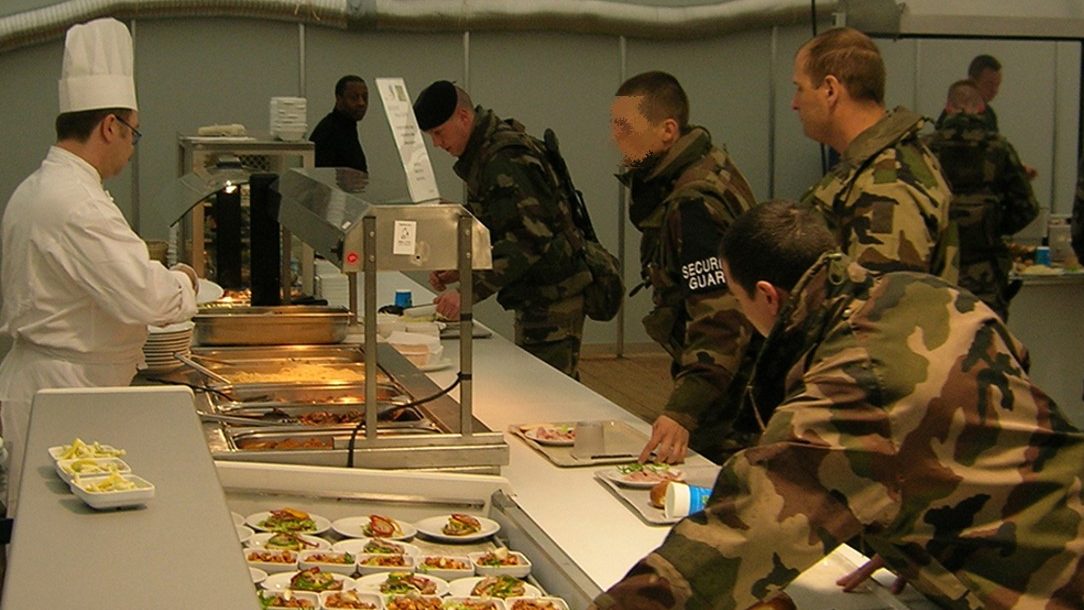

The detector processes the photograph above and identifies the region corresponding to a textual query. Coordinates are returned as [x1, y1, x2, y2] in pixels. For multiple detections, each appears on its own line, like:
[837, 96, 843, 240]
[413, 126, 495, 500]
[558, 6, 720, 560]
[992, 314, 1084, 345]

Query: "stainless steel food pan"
[209, 383, 407, 407]
[193, 306, 351, 346]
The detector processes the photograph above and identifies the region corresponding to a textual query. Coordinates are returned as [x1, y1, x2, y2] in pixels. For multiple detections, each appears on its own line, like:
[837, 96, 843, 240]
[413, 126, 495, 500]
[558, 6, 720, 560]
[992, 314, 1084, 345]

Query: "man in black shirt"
[309, 75, 368, 172]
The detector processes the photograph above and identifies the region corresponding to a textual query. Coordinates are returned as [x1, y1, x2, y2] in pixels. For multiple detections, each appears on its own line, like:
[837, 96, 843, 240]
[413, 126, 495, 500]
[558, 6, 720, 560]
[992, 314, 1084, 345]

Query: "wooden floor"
[577, 352, 672, 424]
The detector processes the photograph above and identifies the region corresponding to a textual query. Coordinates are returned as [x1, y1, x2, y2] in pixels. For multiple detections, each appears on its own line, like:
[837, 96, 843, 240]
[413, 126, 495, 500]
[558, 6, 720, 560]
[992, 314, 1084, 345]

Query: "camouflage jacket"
[923, 112, 1038, 261]
[593, 253, 1084, 610]
[453, 107, 591, 310]
[936, 103, 998, 133]
[801, 107, 958, 282]
[619, 127, 759, 457]
[1072, 156, 1084, 263]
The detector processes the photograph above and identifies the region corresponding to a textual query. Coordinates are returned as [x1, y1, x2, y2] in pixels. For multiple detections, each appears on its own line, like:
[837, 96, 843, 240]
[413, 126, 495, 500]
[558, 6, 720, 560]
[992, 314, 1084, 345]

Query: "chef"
[0, 17, 198, 513]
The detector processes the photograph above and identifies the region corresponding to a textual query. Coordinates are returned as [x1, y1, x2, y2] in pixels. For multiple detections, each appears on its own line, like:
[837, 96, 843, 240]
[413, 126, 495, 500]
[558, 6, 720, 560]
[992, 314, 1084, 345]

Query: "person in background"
[793, 27, 957, 282]
[591, 199, 1084, 610]
[0, 18, 199, 513]
[1072, 156, 1084, 263]
[413, 81, 591, 378]
[309, 75, 369, 172]
[924, 79, 1038, 320]
[609, 71, 758, 465]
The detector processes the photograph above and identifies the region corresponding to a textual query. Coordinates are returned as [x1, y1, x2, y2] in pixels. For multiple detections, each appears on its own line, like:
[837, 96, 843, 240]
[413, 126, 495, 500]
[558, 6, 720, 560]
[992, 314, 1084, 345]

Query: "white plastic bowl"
[414, 555, 474, 580]
[257, 590, 320, 609]
[320, 590, 383, 609]
[245, 548, 300, 574]
[355, 552, 415, 575]
[54, 456, 131, 483]
[70, 474, 154, 509]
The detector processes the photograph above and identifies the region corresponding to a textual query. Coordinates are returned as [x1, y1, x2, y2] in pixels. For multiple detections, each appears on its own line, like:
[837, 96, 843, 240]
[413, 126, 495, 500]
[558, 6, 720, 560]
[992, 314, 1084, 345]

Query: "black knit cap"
[413, 80, 457, 131]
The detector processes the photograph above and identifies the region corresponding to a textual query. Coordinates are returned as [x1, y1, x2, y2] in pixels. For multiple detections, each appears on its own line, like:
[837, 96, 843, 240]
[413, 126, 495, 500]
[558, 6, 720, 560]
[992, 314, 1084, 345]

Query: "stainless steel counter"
[2, 386, 258, 610]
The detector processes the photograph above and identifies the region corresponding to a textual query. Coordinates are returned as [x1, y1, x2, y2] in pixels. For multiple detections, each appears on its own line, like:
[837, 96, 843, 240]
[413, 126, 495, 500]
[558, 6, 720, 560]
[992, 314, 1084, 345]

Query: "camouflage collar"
[935, 112, 990, 135]
[453, 106, 524, 181]
[841, 106, 925, 167]
[620, 127, 714, 226]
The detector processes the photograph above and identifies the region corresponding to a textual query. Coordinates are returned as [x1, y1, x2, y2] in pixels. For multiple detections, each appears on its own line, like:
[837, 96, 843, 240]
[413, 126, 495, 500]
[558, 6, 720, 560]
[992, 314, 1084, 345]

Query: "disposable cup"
[664, 482, 711, 519]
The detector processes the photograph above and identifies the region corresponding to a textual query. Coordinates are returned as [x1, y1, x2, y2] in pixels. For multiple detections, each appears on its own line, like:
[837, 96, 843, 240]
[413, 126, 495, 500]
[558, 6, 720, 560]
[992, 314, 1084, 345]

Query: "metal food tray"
[510, 420, 647, 467]
[209, 382, 407, 407]
[193, 344, 366, 363]
[593, 464, 721, 526]
[228, 421, 443, 452]
[197, 361, 392, 386]
[194, 305, 351, 345]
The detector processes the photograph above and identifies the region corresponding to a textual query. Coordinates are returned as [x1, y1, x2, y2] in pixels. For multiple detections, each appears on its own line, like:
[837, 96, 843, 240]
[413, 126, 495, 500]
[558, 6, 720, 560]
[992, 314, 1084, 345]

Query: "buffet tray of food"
[194, 305, 352, 345]
[217, 461, 599, 610]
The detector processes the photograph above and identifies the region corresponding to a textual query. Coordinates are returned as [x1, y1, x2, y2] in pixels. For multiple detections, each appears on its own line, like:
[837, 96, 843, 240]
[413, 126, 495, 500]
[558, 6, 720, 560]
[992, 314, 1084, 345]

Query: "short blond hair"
[798, 27, 885, 105]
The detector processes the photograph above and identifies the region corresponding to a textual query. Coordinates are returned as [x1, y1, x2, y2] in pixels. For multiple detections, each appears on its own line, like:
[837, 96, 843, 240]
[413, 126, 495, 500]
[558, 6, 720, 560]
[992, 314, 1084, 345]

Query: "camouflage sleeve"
[996, 140, 1039, 235]
[660, 197, 754, 431]
[1072, 157, 1084, 262]
[469, 148, 562, 302]
[597, 357, 883, 610]
[831, 148, 952, 275]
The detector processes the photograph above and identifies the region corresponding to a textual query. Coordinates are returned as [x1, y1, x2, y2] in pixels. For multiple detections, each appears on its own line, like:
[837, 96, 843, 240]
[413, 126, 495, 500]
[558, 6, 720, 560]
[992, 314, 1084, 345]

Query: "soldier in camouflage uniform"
[414, 81, 591, 377]
[592, 200, 1084, 610]
[924, 80, 1038, 320]
[793, 27, 958, 282]
[610, 71, 759, 465]
[936, 54, 1001, 133]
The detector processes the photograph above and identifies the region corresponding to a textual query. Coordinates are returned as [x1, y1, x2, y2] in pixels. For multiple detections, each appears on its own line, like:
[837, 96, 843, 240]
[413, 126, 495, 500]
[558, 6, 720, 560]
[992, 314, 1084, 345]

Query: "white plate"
[247, 532, 331, 551]
[414, 515, 500, 543]
[148, 320, 195, 334]
[331, 537, 421, 556]
[197, 278, 225, 304]
[518, 424, 574, 446]
[416, 358, 454, 372]
[332, 515, 417, 540]
[448, 577, 540, 599]
[250, 567, 269, 584]
[232, 511, 246, 526]
[467, 551, 531, 579]
[601, 464, 685, 489]
[261, 570, 355, 593]
[355, 572, 449, 597]
[71, 474, 155, 509]
[236, 525, 255, 543]
[247, 510, 331, 534]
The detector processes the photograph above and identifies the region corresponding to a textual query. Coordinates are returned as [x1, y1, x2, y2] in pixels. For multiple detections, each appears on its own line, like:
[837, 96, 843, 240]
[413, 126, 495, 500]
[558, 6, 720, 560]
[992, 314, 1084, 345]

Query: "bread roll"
[649, 479, 671, 508]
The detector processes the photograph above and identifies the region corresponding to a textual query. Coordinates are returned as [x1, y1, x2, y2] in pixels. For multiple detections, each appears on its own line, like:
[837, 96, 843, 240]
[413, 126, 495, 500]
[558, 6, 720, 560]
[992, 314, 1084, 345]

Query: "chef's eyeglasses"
[114, 115, 142, 145]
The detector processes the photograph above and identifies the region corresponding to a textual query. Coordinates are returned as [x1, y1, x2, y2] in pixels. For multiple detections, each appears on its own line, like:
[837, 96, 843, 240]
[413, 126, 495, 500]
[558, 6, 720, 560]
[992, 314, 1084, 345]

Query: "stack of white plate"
[270, 96, 307, 142]
[142, 321, 195, 373]
[315, 258, 350, 308]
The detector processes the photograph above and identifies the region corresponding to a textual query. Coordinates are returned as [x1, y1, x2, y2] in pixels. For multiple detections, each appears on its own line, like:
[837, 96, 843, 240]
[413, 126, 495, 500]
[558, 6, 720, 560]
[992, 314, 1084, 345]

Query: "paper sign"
[393, 220, 418, 255]
[376, 77, 440, 203]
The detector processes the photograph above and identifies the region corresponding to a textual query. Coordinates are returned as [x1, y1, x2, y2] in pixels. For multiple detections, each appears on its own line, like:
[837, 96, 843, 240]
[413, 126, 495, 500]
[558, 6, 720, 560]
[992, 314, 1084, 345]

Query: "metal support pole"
[363, 216, 378, 442]
[458, 215, 474, 436]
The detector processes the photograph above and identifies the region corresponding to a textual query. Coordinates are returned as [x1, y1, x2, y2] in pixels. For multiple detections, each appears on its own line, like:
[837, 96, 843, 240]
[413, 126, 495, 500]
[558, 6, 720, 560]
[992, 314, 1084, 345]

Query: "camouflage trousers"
[514, 294, 585, 379]
[959, 255, 1013, 320]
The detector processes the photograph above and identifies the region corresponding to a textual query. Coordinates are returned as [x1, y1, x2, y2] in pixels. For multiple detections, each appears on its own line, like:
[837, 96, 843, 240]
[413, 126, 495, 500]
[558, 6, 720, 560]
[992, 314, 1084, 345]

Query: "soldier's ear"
[822, 74, 842, 106]
[659, 117, 680, 145]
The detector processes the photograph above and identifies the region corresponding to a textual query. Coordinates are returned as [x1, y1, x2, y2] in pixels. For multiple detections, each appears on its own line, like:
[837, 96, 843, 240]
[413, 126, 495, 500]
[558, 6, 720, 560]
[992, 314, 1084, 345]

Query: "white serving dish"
[48, 441, 125, 462]
[467, 551, 532, 579]
[320, 589, 384, 609]
[413, 515, 500, 543]
[298, 549, 359, 576]
[70, 474, 154, 509]
[236, 524, 255, 543]
[448, 576, 539, 599]
[355, 552, 415, 575]
[257, 590, 320, 609]
[414, 555, 474, 581]
[504, 597, 569, 610]
[261, 569, 355, 593]
[331, 537, 421, 556]
[332, 515, 417, 540]
[246, 532, 331, 551]
[54, 456, 131, 483]
[386, 595, 444, 610]
[245, 548, 299, 574]
[442, 596, 507, 610]
[250, 566, 269, 584]
[355, 571, 449, 597]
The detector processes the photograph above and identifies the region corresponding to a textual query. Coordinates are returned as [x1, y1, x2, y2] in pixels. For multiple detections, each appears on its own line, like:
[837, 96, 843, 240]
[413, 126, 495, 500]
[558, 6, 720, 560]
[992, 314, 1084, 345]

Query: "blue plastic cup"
[664, 482, 712, 518]
[394, 289, 413, 309]
[1035, 246, 1052, 266]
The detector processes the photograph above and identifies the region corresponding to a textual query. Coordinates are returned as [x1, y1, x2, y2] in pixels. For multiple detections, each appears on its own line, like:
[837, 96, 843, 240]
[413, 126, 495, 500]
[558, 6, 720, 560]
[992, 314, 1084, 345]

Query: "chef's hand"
[639, 415, 689, 464]
[836, 554, 907, 594]
[429, 270, 460, 291]
[434, 290, 462, 321]
[170, 263, 199, 293]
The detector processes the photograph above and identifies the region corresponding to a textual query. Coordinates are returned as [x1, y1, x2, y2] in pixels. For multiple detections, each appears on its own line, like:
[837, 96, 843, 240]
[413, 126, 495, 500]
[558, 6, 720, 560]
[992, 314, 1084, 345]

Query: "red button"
[346, 252, 359, 264]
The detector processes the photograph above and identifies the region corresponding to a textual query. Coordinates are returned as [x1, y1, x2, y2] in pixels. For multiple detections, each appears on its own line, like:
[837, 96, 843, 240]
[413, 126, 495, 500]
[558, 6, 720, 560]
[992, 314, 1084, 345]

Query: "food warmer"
[153, 167, 506, 473]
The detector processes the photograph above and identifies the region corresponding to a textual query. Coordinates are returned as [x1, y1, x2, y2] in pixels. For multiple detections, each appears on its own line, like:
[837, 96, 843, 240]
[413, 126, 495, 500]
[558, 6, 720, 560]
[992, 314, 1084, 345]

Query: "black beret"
[413, 80, 457, 131]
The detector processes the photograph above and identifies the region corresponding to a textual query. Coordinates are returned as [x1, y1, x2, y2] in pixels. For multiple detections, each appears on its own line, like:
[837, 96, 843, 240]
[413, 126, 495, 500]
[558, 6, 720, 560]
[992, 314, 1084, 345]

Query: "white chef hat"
[58, 17, 138, 114]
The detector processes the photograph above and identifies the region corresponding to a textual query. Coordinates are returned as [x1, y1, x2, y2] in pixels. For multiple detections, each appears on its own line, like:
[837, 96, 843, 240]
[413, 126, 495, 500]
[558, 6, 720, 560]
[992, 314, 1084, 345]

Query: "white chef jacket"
[0, 145, 197, 512]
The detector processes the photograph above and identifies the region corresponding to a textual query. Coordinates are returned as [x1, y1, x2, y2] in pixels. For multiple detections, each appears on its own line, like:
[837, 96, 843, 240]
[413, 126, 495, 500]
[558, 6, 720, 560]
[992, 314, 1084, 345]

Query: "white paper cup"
[664, 482, 711, 519]
[571, 421, 604, 459]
